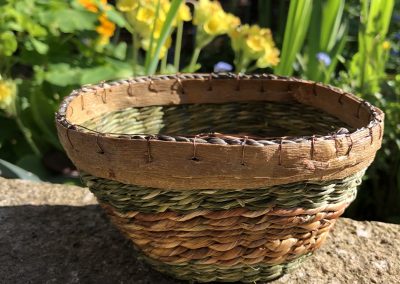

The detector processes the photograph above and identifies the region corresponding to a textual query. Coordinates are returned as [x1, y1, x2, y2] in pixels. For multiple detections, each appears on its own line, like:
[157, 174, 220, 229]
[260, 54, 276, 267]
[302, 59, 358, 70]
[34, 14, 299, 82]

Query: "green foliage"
[333, 0, 398, 223]
[0, 0, 128, 179]
[0, 158, 41, 181]
[274, 0, 312, 76]
[0, 31, 17, 56]
[345, 75, 400, 223]
[302, 0, 348, 83]
[348, 0, 394, 94]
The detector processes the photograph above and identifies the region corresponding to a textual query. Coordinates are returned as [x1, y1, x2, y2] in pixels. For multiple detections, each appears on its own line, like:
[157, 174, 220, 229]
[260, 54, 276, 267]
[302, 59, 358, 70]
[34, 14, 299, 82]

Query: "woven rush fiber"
[55, 73, 384, 283]
[141, 253, 311, 283]
[81, 170, 363, 213]
[80, 170, 363, 282]
[99, 191, 345, 282]
[80, 102, 353, 138]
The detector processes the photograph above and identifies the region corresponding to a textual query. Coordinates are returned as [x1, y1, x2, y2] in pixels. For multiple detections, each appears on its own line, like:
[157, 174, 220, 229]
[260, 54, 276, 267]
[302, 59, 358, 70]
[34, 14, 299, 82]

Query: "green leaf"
[44, 63, 82, 87]
[182, 63, 201, 73]
[29, 88, 61, 150]
[106, 59, 134, 78]
[0, 158, 41, 181]
[325, 22, 348, 83]
[320, 0, 345, 51]
[105, 9, 126, 27]
[0, 31, 18, 56]
[113, 42, 127, 60]
[16, 154, 49, 179]
[305, 0, 322, 80]
[39, 9, 97, 33]
[80, 65, 118, 85]
[30, 37, 49, 54]
[275, 0, 313, 76]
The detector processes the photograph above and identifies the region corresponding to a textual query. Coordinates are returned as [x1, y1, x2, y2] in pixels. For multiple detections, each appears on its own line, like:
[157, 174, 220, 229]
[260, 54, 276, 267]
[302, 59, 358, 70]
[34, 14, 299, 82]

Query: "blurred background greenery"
[0, 0, 399, 223]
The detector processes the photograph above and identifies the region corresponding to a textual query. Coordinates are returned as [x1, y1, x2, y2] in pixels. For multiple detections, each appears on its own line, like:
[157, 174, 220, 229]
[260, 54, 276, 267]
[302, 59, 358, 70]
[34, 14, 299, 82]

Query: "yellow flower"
[193, 0, 221, 25]
[246, 35, 266, 53]
[96, 14, 116, 45]
[382, 41, 391, 50]
[117, 0, 191, 62]
[256, 46, 280, 68]
[0, 79, 16, 114]
[177, 3, 191, 22]
[229, 24, 280, 70]
[116, 0, 139, 12]
[136, 6, 158, 23]
[194, 0, 240, 36]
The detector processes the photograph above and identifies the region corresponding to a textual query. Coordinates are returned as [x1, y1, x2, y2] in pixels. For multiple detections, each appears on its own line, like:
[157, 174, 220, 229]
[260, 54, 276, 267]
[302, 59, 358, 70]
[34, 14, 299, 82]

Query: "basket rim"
[56, 73, 383, 147]
[55, 73, 384, 190]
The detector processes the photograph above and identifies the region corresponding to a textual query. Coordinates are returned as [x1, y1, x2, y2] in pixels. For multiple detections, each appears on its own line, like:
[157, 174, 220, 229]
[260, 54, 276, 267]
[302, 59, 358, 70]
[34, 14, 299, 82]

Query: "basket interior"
[80, 101, 352, 137]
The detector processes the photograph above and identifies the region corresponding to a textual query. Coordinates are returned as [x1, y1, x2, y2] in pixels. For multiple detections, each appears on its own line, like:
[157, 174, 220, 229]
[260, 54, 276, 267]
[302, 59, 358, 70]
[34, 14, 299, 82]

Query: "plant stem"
[173, 21, 184, 72]
[132, 33, 139, 76]
[160, 53, 167, 73]
[246, 64, 259, 73]
[188, 47, 201, 72]
[15, 116, 40, 156]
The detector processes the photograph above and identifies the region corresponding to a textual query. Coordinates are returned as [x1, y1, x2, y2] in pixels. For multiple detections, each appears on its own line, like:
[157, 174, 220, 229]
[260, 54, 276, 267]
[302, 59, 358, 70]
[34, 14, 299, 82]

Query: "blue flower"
[391, 49, 399, 56]
[213, 61, 233, 72]
[316, 52, 331, 66]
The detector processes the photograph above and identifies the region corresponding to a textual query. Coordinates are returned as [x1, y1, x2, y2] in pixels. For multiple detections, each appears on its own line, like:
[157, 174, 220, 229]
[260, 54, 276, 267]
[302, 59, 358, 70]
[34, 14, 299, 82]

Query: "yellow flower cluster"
[194, 0, 240, 37]
[117, 0, 191, 59]
[229, 24, 279, 70]
[78, 0, 116, 45]
[0, 79, 16, 114]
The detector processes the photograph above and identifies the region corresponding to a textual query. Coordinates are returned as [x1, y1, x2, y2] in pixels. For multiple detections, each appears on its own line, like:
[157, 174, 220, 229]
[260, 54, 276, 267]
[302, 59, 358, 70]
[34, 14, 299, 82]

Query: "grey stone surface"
[0, 177, 399, 283]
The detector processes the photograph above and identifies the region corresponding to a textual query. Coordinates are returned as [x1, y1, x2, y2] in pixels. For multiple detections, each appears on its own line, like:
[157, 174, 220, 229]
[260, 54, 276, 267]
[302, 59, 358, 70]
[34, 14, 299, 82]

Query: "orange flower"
[78, 0, 107, 13]
[96, 14, 116, 44]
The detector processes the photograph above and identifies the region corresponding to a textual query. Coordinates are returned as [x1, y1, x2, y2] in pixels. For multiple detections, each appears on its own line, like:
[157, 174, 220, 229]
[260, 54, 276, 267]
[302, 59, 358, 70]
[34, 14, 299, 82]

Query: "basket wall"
[56, 74, 384, 283]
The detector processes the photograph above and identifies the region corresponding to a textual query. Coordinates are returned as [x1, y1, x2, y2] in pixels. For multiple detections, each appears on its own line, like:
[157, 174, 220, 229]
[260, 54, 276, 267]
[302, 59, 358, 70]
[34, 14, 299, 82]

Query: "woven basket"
[56, 73, 384, 283]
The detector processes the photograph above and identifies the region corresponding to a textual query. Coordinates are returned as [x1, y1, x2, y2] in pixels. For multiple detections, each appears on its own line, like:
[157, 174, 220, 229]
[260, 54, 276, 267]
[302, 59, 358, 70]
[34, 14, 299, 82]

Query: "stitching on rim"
[146, 135, 154, 163]
[207, 73, 213, 91]
[96, 134, 105, 154]
[127, 81, 134, 97]
[80, 95, 84, 111]
[191, 135, 200, 161]
[311, 135, 316, 160]
[236, 73, 241, 91]
[241, 136, 248, 166]
[346, 134, 353, 156]
[278, 139, 283, 166]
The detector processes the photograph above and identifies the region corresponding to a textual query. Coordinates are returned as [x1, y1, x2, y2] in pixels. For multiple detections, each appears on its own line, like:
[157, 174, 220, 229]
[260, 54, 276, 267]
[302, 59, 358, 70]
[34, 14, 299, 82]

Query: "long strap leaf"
[275, 0, 313, 76]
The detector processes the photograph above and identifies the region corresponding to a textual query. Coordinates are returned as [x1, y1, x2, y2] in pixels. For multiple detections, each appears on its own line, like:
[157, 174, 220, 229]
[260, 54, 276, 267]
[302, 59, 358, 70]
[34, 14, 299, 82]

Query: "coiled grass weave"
[81, 101, 353, 137]
[82, 170, 363, 214]
[82, 170, 364, 282]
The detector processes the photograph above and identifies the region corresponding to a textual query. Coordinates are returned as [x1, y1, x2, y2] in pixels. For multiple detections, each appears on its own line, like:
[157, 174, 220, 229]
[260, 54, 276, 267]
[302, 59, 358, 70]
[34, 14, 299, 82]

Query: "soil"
[0, 177, 399, 283]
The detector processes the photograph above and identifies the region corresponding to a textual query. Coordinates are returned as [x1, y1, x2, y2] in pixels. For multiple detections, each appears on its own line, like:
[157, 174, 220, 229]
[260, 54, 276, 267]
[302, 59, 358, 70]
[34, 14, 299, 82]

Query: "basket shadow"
[0, 204, 193, 284]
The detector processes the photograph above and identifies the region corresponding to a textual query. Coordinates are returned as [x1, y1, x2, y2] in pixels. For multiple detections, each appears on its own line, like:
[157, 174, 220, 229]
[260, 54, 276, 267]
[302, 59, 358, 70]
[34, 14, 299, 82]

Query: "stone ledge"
[0, 177, 399, 283]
